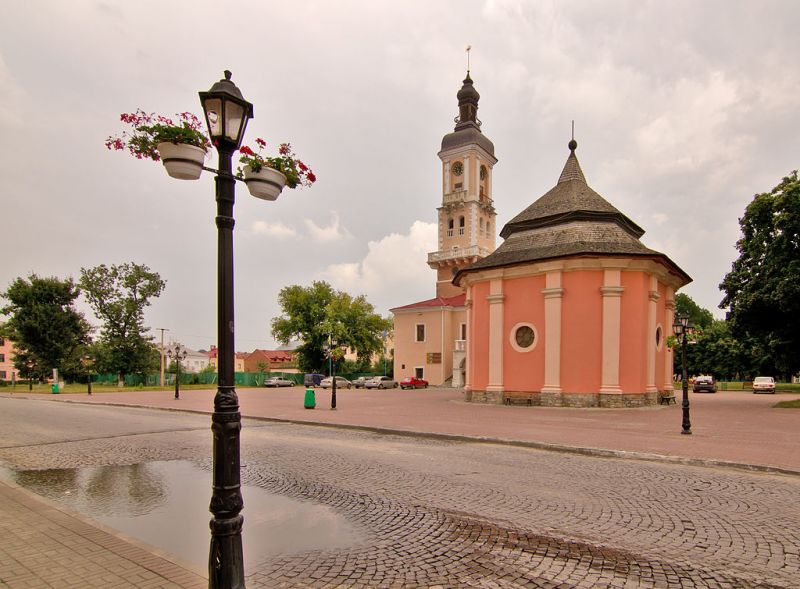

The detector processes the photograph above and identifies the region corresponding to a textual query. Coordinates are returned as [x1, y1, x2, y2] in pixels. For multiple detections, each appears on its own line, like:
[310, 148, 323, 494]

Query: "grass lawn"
[774, 399, 800, 409]
[0, 383, 259, 394]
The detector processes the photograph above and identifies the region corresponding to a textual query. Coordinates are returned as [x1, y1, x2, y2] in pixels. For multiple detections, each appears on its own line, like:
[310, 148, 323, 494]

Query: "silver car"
[264, 377, 294, 387]
[320, 376, 352, 389]
[365, 376, 398, 389]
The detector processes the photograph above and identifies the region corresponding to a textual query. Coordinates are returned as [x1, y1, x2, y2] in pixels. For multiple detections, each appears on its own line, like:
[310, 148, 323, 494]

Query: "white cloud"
[304, 211, 351, 243]
[320, 221, 438, 313]
[250, 220, 297, 238]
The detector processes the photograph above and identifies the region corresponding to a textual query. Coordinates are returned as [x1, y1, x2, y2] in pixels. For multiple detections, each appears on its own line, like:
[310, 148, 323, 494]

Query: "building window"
[447, 218, 454, 237]
[0, 353, 4, 362]
[458, 216, 465, 235]
[655, 325, 664, 351]
[486, 221, 491, 236]
[415, 324, 426, 342]
[479, 218, 484, 236]
[460, 323, 467, 340]
[0, 338, 4, 346]
[509, 322, 538, 353]
[415, 367, 424, 379]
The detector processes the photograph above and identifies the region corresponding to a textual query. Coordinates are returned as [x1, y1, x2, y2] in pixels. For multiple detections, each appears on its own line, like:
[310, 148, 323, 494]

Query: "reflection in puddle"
[2, 461, 362, 572]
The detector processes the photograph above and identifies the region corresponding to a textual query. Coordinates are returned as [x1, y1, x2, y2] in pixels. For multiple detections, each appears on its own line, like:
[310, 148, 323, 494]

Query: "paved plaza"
[0, 390, 798, 588]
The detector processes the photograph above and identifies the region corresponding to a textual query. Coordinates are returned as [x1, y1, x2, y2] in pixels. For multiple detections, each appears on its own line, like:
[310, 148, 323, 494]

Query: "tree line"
[1, 263, 164, 384]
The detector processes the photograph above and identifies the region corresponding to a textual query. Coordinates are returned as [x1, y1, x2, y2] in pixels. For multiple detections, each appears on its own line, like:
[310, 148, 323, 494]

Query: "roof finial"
[568, 120, 577, 152]
[224, 70, 232, 81]
[465, 45, 472, 74]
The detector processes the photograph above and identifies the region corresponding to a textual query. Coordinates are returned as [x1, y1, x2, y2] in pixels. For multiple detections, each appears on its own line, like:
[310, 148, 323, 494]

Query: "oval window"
[515, 326, 535, 348]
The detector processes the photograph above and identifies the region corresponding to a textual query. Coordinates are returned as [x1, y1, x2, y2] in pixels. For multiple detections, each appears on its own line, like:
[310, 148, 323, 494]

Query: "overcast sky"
[2, 1, 799, 352]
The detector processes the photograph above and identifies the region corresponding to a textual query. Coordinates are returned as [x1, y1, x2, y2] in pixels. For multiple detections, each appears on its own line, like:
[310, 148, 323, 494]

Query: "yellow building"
[391, 72, 497, 386]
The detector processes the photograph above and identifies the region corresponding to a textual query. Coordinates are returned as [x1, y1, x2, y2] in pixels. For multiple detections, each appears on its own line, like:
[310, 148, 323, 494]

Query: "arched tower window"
[486, 221, 491, 236]
[479, 218, 484, 236]
[458, 216, 465, 235]
[447, 218, 454, 237]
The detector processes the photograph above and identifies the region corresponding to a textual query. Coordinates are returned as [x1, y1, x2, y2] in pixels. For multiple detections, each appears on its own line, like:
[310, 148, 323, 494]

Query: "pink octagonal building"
[455, 137, 691, 407]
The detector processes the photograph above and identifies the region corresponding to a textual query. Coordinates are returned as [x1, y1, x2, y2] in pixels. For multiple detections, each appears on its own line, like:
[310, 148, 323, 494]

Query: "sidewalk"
[0, 479, 206, 589]
[11, 386, 800, 475]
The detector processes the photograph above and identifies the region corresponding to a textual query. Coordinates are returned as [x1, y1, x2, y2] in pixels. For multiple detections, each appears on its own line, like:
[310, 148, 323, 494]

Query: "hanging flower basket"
[157, 142, 207, 180]
[242, 165, 287, 200]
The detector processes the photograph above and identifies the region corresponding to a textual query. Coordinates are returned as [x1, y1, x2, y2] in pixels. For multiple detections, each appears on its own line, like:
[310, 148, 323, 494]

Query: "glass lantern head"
[199, 70, 254, 149]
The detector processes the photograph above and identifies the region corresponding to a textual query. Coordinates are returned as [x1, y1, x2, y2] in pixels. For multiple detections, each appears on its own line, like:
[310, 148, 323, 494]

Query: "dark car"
[400, 376, 428, 389]
[303, 373, 324, 387]
[692, 375, 717, 393]
[264, 377, 294, 388]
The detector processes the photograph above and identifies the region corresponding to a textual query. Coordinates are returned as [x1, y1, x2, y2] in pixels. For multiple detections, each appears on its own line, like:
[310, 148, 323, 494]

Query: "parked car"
[692, 375, 717, 393]
[303, 373, 324, 387]
[752, 376, 776, 394]
[264, 377, 295, 388]
[365, 376, 398, 389]
[400, 376, 428, 389]
[353, 377, 371, 389]
[320, 376, 352, 389]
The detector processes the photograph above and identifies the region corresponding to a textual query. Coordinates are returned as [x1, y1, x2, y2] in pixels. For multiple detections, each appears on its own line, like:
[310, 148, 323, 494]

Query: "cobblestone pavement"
[1, 399, 798, 588]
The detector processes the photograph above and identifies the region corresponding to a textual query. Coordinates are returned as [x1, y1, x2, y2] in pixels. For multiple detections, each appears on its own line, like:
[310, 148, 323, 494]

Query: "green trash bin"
[304, 388, 316, 409]
[51, 383, 59, 394]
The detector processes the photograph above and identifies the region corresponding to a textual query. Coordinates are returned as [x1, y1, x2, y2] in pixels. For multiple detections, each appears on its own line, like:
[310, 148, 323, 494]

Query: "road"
[0, 397, 798, 588]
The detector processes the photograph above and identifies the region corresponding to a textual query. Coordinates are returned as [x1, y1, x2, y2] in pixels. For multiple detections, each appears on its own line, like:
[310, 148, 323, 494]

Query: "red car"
[400, 376, 428, 389]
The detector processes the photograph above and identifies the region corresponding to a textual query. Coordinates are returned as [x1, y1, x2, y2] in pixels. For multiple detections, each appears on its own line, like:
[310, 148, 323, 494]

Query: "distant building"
[207, 346, 246, 373]
[243, 349, 299, 374]
[0, 335, 20, 382]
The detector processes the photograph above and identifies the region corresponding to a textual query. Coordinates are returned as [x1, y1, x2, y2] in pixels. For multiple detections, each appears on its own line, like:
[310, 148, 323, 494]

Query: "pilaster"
[486, 279, 504, 393]
[541, 271, 564, 394]
[646, 275, 660, 393]
[664, 287, 675, 392]
[600, 270, 624, 394]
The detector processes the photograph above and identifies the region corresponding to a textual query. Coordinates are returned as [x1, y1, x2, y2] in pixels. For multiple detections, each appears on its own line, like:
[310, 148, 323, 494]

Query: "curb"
[22, 395, 800, 479]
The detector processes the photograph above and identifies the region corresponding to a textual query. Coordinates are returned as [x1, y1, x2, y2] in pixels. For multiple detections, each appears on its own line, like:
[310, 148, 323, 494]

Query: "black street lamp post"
[199, 71, 253, 589]
[26, 360, 34, 392]
[81, 355, 94, 395]
[324, 336, 338, 410]
[167, 343, 188, 400]
[673, 312, 692, 435]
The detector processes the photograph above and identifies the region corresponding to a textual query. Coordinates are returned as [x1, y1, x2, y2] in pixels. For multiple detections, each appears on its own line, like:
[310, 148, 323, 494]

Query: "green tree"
[271, 281, 392, 373]
[674, 293, 713, 330]
[1, 274, 90, 381]
[720, 170, 800, 379]
[79, 263, 166, 384]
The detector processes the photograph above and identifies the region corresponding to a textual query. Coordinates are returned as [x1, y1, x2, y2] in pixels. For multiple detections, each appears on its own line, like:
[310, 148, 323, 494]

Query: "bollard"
[304, 388, 316, 409]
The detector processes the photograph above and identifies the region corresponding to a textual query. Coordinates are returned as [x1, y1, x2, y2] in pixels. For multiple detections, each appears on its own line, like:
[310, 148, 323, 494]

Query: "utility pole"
[157, 328, 169, 388]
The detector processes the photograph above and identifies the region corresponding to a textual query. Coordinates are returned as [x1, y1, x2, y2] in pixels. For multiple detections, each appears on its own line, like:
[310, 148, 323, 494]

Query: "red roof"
[391, 293, 466, 312]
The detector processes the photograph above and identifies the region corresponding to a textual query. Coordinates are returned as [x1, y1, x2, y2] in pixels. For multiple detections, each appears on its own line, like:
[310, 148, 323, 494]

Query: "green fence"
[87, 371, 382, 388]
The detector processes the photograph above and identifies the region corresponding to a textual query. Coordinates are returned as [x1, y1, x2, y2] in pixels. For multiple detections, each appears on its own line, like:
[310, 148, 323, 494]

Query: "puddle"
[0, 461, 362, 571]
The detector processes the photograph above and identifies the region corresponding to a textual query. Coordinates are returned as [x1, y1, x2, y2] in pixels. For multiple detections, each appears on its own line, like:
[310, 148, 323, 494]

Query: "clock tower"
[428, 72, 498, 298]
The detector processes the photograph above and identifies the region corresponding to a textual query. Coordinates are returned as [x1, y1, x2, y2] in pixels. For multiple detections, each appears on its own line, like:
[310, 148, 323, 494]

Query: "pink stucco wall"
[502, 275, 545, 392]
[619, 272, 648, 392]
[561, 270, 603, 393]
[470, 282, 491, 389]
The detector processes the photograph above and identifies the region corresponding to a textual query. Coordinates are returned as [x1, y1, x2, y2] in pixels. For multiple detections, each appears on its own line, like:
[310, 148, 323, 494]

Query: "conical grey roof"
[454, 140, 690, 284]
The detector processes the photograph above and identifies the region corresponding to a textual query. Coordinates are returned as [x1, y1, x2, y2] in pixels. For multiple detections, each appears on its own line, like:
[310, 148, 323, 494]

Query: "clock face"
[451, 161, 463, 176]
[480, 165, 487, 180]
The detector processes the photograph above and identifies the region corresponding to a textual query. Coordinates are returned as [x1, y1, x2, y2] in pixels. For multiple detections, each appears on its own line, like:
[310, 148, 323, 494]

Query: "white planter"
[157, 142, 206, 180]
[243, 165, 287, 201]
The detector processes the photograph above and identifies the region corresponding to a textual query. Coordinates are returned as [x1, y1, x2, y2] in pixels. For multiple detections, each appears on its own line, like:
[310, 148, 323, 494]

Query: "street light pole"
[167, 343, 188, 400]
[200, 71, 253, 589]
[81, 355, 94, 395]
[674, 312, 692, 435]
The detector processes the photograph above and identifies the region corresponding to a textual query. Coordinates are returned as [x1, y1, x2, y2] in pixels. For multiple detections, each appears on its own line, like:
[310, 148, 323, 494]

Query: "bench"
[503, 392, 534, 406]
[659, 390, 676, 405]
